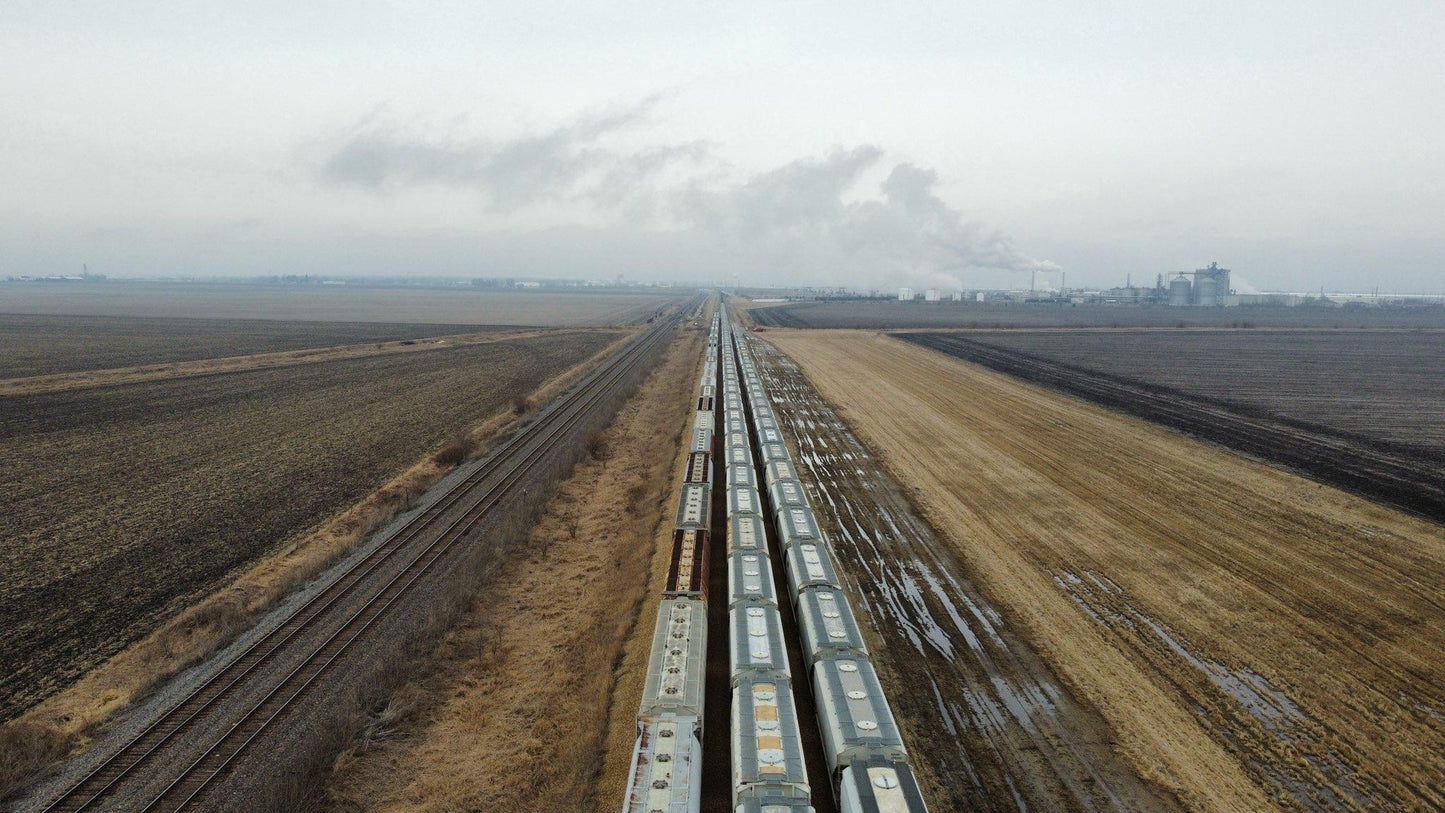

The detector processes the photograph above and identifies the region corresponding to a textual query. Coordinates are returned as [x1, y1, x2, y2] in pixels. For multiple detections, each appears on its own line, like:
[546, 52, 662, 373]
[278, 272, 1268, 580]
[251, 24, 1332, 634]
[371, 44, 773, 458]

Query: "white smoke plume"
[314, 103, 1058, 287]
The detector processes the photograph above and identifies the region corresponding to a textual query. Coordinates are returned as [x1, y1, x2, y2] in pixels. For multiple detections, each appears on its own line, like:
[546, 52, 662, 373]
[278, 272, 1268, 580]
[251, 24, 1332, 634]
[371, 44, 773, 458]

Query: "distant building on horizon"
[898, 287, 915, 301]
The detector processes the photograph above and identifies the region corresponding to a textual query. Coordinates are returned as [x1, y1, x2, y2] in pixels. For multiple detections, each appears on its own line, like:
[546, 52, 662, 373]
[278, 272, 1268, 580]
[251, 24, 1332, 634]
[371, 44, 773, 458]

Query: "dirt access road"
[765, 329, 1445, 812]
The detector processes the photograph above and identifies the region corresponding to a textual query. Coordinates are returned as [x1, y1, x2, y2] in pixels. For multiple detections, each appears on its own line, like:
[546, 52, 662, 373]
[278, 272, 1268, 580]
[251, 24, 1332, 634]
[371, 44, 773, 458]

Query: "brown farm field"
[749, 299, 1445, 330]
[0, 314, 507, 379]
[0, 282, 681, 327]
[0, 330, 619, 720]
[765, 329, 1445, 812]
[956, 329, 1445, 454]
[903, 331, 1445, 522]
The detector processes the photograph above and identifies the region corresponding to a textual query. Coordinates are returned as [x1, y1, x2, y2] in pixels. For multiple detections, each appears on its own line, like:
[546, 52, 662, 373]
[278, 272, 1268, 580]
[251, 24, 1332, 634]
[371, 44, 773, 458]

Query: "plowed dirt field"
[765, 330, 1445, 812]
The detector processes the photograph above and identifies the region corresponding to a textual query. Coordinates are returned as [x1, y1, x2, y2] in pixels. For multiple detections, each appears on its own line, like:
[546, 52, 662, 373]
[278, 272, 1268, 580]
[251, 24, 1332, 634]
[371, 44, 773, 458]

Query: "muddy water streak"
[753, 339, 1179, 813]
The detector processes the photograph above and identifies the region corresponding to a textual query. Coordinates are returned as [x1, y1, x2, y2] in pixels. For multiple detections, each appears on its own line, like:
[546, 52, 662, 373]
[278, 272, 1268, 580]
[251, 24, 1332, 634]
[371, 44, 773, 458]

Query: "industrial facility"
[1168, 262, 1232, 306]
[857, 261, 1437, 309]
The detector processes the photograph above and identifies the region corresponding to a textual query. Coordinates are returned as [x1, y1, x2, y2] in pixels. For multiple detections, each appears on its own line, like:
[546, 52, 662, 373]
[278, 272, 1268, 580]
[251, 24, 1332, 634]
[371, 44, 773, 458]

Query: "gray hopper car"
[639, 598, 707, 720]
[731, 675, 812, 805]
[761, 442, 791, 463]
[837, 758, 929, 813]
[769, 479, 809, 512]
[726, 431, 751, 455]
[696, 410, 717, 436]
[676, 483, 712, 530]
[796, 588, 868, 664]
[730, 602, 790, 684]
[776, 506, 824, 550]
[690, 424, 714, 454]
[727, 484, 763, 519]
[764, 459, 799, 488]
[728, 551, 779, 608]
[728, 460, 758, 490]
[786, 542, 842, 596]
[623, 715, 703, 813]
[726, 445, 754, 470]
[729, 514, 769, 556]
[813, 658, 907, 777]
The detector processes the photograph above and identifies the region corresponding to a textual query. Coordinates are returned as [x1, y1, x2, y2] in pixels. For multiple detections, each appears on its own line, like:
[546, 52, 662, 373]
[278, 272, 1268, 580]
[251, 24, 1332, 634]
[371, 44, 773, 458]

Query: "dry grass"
[0, 331, 635, 799]
[321, 329, 704, 812]
[767, 329, 1445, 812]
[0, 328, 580, 397]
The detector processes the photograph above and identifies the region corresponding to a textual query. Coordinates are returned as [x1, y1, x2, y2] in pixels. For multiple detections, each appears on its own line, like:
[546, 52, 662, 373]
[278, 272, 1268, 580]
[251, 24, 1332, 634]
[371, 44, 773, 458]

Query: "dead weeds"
[320, 329, 703, 812]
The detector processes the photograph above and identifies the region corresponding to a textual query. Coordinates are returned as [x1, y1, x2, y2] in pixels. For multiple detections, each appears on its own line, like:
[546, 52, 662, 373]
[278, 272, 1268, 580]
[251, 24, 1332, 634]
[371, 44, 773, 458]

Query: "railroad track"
[38, 303, 692, 813]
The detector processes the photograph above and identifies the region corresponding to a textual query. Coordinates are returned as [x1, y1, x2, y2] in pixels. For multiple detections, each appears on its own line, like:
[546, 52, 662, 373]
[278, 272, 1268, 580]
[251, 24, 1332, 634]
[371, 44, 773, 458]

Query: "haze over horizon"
[2, 1, 1441, 293]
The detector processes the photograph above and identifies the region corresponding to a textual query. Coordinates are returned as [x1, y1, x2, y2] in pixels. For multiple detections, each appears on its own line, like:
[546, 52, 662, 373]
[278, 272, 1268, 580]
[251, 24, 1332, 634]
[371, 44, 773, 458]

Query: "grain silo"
[1192, 262, 1231, 306]
[1168, 274, 1192, 306]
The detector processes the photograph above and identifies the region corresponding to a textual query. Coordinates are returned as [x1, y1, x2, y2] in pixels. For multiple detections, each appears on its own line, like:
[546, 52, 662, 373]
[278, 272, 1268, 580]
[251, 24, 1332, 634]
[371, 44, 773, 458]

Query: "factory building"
[898, 287, 915, 301]
[924, 289, 941, 302]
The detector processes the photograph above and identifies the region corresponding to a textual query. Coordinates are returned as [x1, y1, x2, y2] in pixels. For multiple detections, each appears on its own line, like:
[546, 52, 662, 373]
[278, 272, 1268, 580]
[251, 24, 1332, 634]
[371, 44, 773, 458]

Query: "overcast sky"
[2, 1, 1441, 292]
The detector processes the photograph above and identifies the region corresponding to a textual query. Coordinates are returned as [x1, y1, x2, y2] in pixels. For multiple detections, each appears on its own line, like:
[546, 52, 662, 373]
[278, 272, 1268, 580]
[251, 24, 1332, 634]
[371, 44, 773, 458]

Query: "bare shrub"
[625, 480, 650, 510]
[585, 429, 612, 463]
[512, 395, 534, 415]
[432, 433, 475, 468]
[0, 721, 71, 797]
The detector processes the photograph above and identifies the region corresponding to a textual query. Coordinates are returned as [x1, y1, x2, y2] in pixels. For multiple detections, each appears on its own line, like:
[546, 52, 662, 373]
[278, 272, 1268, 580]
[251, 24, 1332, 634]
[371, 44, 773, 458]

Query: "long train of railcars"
[728, 310, 931, 813]
[622, 304, 720, 812]
[719, 307, 816, 813]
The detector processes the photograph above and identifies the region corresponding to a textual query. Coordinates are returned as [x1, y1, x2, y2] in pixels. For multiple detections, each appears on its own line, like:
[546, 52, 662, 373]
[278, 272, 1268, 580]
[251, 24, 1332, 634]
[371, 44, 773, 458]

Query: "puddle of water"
[1052, 568, 1376, 810]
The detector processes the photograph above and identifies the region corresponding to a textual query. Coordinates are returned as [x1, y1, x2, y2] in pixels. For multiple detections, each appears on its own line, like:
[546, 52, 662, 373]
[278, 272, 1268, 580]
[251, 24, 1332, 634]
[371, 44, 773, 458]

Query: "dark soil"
[0, 332, 616, 719]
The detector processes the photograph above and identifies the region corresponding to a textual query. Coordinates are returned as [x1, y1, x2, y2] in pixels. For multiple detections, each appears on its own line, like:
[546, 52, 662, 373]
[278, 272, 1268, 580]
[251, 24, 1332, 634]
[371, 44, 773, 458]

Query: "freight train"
[621, 309, 720, 812]
[624, 300, 929, 813]
[730, 315, 930, 813]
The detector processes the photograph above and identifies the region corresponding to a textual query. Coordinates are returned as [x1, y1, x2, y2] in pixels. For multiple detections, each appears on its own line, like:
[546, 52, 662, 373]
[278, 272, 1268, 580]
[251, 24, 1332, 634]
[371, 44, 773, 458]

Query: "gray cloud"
[314, 109, 1056, 289]
[317, 97, 707, 212]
